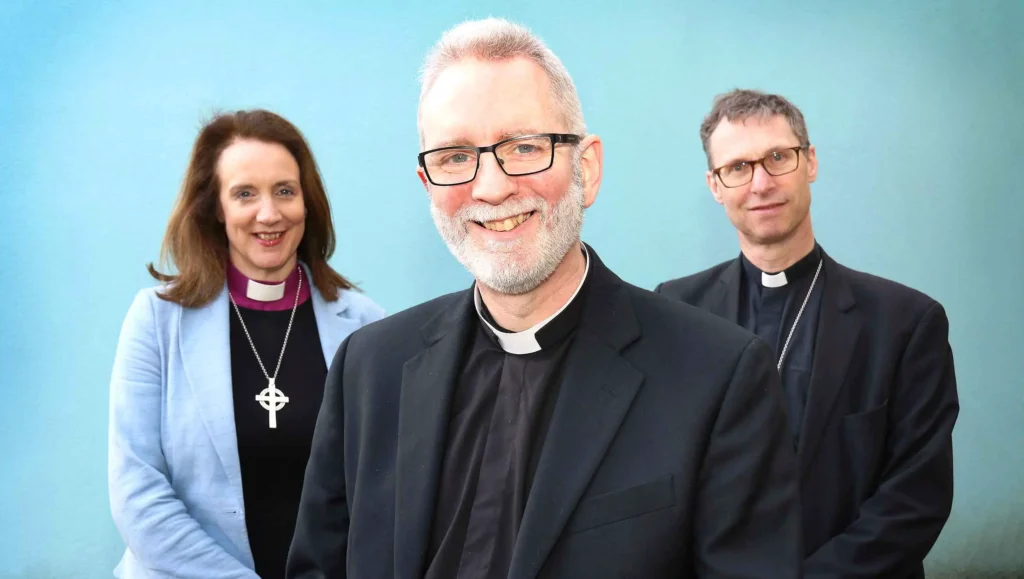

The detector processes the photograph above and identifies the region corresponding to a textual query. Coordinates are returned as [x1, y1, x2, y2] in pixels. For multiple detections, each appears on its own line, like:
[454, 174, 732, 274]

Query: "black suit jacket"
[656, 249, 959, 579]
[287, 246, 803, 579]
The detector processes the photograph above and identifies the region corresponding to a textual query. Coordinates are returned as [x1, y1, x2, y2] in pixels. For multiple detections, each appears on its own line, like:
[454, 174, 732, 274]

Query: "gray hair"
[417, 18, 586, 145]
[699, 89, 811, 168]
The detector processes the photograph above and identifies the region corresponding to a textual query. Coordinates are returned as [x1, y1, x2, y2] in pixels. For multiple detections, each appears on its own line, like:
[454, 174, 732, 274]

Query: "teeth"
[257, 232, 282, 240]
[483, 212, 531, 232]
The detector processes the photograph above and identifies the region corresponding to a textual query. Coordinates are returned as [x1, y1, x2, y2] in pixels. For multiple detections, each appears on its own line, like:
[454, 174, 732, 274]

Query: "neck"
[477, 242, 586, 333]
[740, 219, 815, 273]
[229, 253, 298, 283]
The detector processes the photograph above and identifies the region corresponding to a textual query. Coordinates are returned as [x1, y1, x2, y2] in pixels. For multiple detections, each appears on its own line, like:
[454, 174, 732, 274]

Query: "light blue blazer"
[108, 265, 385, 578]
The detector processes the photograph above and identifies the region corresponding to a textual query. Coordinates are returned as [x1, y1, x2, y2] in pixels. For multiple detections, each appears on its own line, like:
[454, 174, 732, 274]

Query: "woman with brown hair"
[107, 109, 384, 578]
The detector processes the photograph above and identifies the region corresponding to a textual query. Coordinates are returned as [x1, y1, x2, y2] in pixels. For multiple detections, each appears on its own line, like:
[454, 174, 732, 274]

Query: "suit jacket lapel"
[305, 264, 363, 366]
[178, 287, 245, 504]
[710, 259, 742, 323]
[176, 265, 361, 518]
[798, 255, 861, 471]
[394, 290, 475, 579]
[508, 257, 644, 579]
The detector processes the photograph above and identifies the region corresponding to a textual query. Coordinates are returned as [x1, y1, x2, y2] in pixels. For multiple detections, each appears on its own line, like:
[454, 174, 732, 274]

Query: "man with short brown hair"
[657, 88, 960, 578]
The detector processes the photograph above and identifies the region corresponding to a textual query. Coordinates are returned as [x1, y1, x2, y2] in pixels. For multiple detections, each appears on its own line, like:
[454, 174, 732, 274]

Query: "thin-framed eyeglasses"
[712, 146, 807, 188]
[418, 133, 581, 186]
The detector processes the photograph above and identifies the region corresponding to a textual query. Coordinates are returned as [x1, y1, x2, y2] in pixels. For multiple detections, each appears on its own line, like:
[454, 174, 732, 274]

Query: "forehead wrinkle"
[419, 57, 561, 150]
[709, 116, 798, 167]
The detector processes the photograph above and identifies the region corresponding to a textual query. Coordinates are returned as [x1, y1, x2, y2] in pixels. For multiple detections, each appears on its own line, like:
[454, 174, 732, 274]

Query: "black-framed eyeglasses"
[712, 146, 807, 188]
[418, 133, 581, 186]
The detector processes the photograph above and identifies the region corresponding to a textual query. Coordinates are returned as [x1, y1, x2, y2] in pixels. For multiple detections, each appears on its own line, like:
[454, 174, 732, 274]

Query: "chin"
[747, 228, 793, 246]
[457, 246, 536, 293]
[466, 245, 522, 271]
[250, 253, 297, 273]
[479, 239, 530, 258]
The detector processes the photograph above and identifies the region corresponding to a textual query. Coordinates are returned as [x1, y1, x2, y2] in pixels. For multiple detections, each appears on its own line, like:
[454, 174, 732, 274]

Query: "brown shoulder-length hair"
[148, 109, 357, 308]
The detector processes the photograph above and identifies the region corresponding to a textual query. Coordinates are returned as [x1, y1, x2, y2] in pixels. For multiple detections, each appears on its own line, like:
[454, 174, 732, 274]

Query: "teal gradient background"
[1, 1, 1021, 576]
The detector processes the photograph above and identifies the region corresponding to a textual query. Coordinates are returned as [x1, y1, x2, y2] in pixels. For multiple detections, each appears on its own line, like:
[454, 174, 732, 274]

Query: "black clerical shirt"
[424, 266, 590, 579]
[739, 244, 825, 446]
[229, 300, 327, 579]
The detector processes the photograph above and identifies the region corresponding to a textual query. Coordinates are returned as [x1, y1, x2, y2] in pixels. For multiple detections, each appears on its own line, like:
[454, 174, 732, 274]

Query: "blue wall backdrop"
[1, 1, 1021, 577]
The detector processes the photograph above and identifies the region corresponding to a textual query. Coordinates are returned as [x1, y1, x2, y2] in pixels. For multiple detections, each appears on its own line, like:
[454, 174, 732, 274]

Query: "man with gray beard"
[288, 18, 802, 579]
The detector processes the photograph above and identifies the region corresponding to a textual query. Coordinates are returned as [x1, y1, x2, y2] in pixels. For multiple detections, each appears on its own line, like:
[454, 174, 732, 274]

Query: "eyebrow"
[497, 128, 542, 140]
[429, 128, 543, 150]
[229, 180, 299, 193]
[717, 144, 800, 168]
[430, 138, 475, 149]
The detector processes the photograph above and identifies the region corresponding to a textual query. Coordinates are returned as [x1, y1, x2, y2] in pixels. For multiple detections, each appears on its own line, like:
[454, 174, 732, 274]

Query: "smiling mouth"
[476, 212, 535, 232]
[255, 232, 284, 240]
[751, 202, 785, 211]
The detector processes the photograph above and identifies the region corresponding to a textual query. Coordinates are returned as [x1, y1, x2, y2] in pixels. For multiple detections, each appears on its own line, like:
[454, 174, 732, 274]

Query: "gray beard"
[430, 173, 586, 296]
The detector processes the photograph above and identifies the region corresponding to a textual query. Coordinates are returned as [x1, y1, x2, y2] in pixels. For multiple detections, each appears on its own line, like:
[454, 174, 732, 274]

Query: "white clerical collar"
[474, 245, 590, 355]
[247, 279, 286, 301]
[762, 270, 788, 288]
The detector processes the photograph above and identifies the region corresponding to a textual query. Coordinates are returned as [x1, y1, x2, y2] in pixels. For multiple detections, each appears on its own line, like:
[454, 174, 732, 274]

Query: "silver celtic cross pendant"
[255, 378, 289, 429]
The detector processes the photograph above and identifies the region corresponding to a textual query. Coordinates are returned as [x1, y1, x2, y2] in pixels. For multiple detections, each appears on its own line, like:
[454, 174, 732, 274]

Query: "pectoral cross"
[255, 378, 289, 429]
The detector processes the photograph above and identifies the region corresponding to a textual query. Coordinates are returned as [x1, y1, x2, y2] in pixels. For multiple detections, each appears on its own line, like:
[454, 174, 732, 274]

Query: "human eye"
[446, 152, 473, 165]
[727, 162, 749, 174]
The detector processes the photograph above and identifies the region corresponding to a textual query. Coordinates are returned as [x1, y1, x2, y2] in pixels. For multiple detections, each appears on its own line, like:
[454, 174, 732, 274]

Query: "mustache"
[451, 197, 548, 223]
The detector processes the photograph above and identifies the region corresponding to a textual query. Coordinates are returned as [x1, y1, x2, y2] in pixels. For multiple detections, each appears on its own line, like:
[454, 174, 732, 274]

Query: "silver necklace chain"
[776, 259, 823, 372]
[228, 266, 303, 382]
